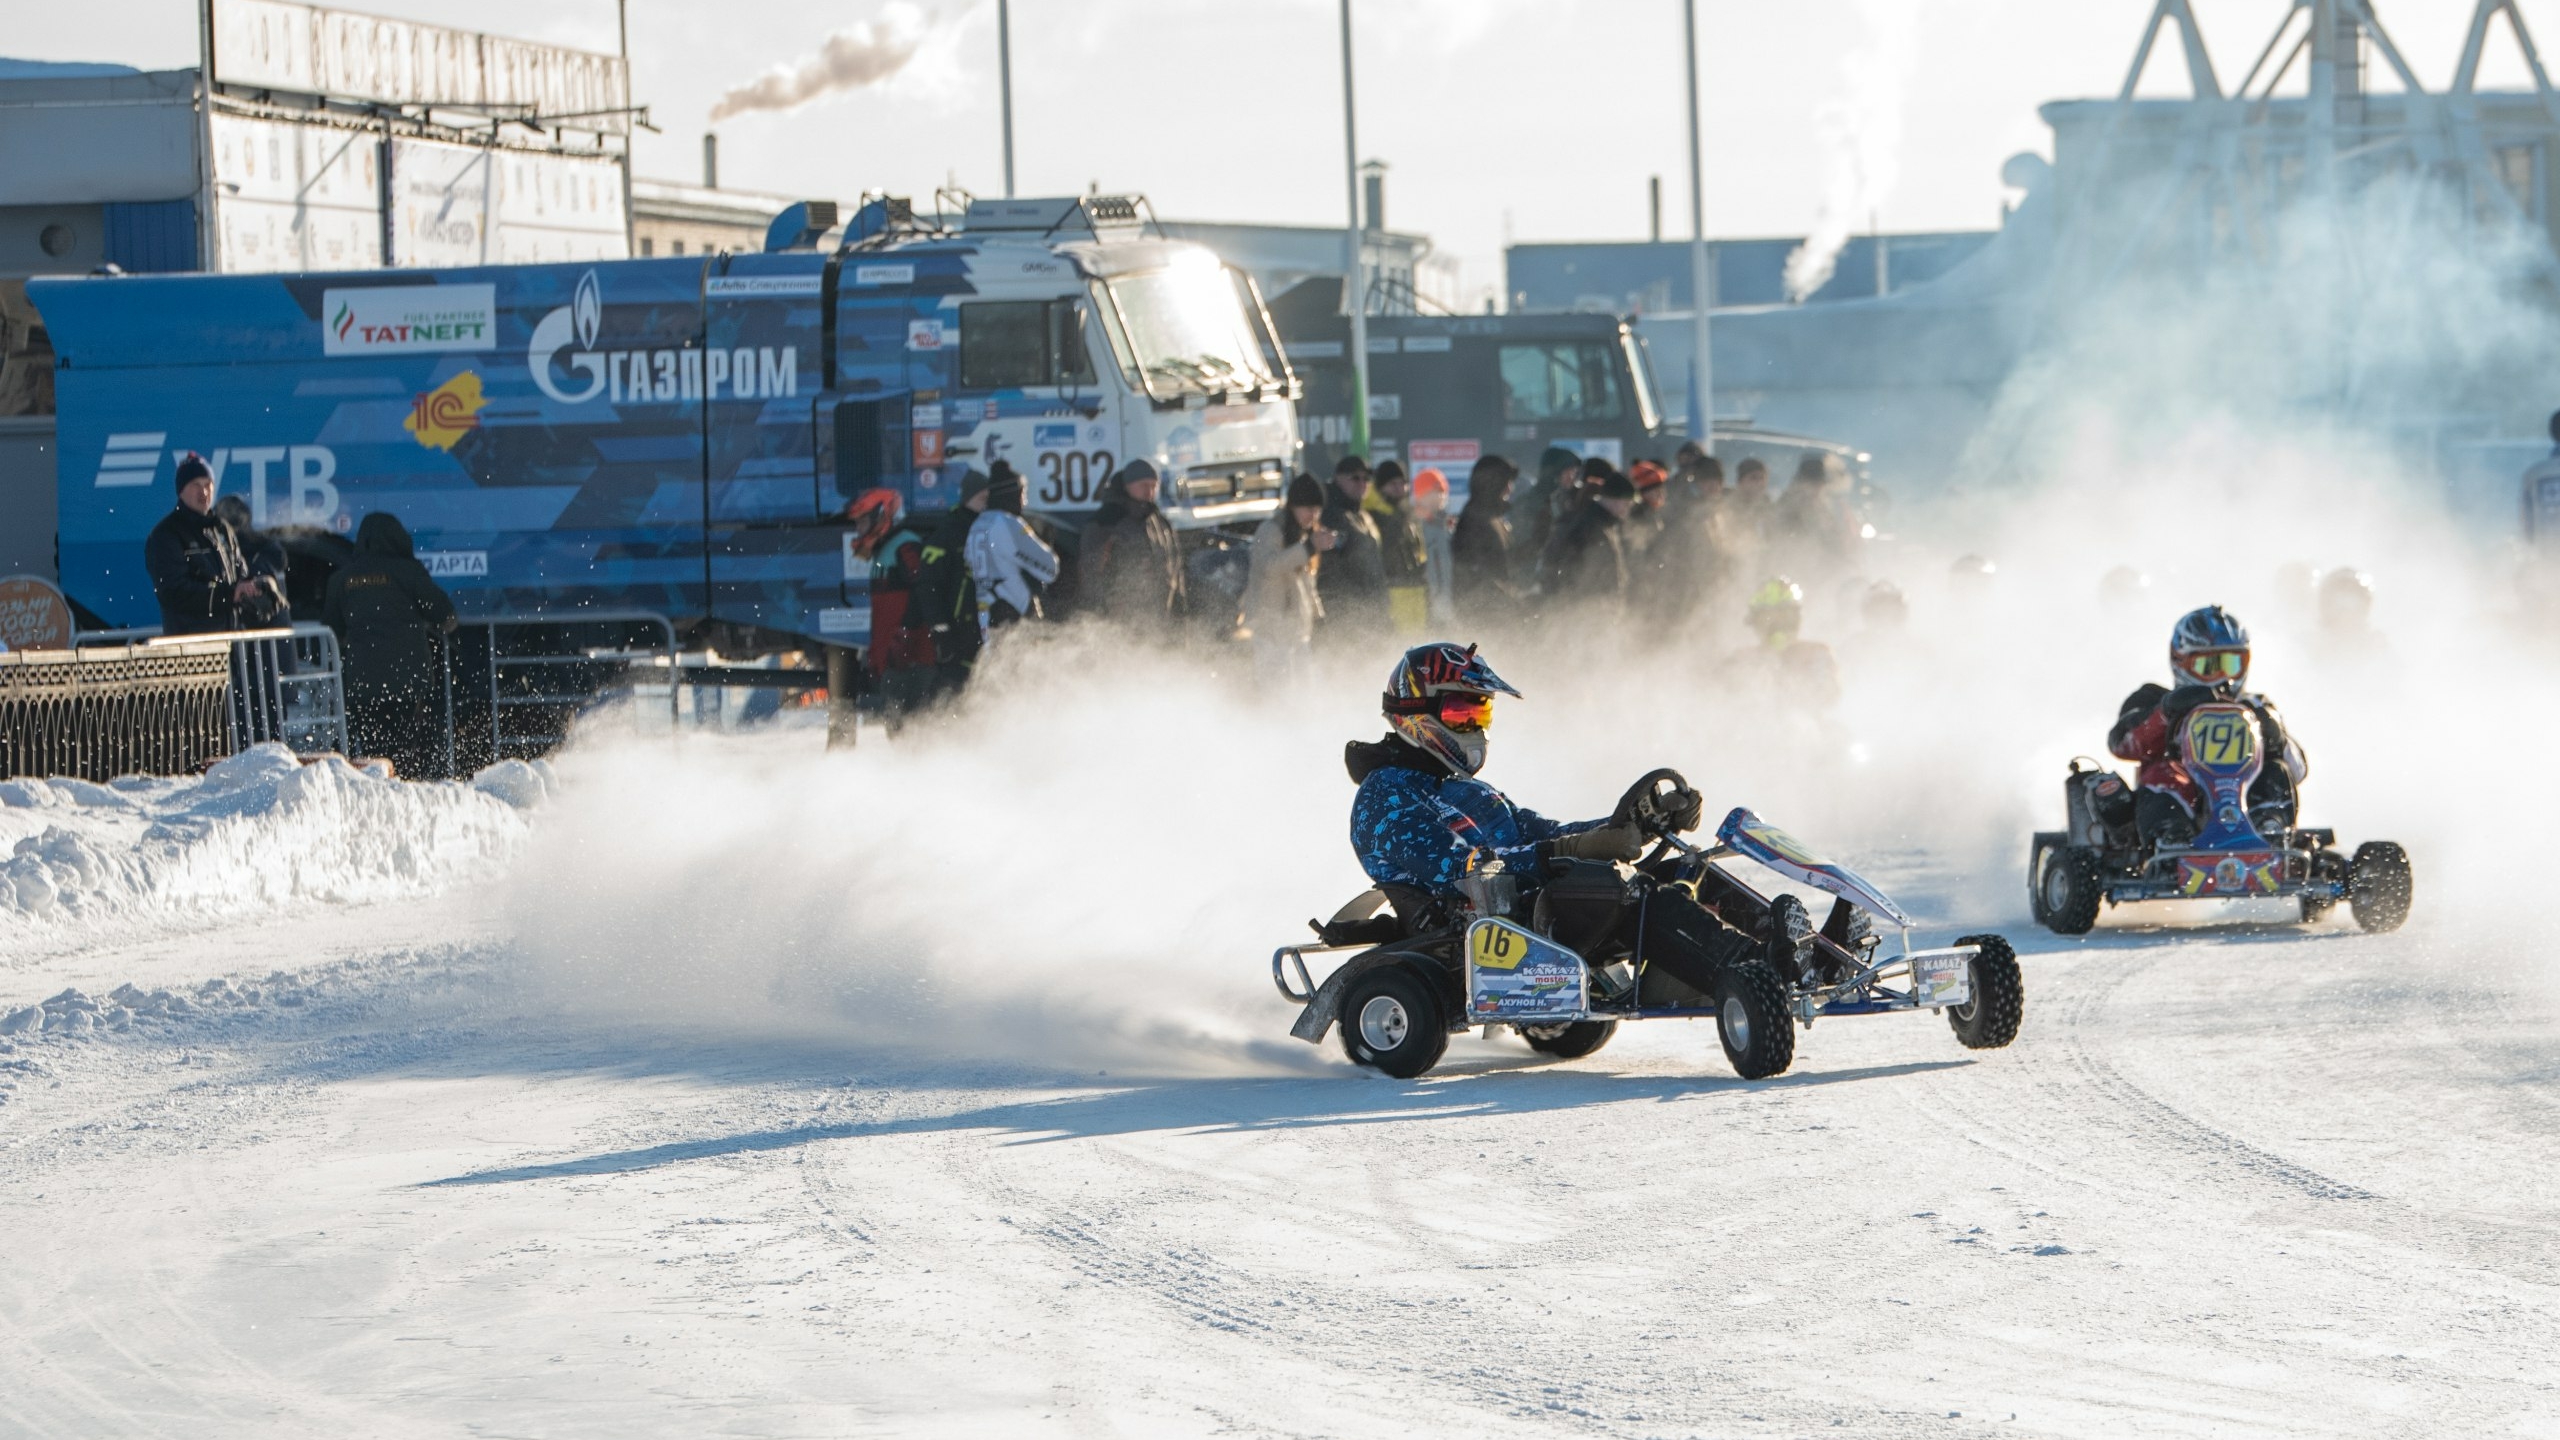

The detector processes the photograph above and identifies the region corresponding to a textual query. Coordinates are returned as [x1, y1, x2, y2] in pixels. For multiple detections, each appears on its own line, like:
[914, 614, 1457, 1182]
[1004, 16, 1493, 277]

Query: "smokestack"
[1649, 176, 1662, 244]
[703, 132, 719, 190]
[1361, 159, 1386, 235]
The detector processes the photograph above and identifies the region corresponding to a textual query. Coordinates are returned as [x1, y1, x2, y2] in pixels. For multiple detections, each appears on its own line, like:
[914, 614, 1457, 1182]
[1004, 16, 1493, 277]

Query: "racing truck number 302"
[1034, 449, 1117, 506]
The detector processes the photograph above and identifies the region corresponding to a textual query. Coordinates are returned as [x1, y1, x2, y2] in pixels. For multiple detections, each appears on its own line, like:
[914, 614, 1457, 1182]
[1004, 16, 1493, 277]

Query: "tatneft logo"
[321, 284, 497, 357]
[95, 440, 342, 526]
[530, 269, 800, 407]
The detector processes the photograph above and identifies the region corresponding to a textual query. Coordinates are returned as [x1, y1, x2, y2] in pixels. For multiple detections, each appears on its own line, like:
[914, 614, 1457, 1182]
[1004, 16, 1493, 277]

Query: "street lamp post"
[1339, 0, 1370, 462]
[1683, 0, 1714, 448]
[999, 0, 1017, 197]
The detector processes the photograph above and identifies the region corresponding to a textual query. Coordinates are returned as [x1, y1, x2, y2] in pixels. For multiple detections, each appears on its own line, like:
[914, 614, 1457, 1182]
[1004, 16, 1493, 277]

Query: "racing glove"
[1550, 822, 1647, 864]
[1661, 785, 1705, 834]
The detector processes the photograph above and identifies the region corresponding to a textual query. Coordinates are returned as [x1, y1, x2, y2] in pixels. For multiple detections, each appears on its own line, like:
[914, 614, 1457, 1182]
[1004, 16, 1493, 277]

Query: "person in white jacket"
[1242, 474, 1337, 684]
[965, 462, 1060, 634]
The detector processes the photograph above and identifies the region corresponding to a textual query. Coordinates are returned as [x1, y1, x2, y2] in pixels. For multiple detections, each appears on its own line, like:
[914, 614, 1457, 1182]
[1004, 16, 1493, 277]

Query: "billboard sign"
[210, 0, 629, 134]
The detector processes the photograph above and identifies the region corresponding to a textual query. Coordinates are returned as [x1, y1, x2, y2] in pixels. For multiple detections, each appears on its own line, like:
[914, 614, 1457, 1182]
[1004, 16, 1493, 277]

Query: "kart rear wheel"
[2041, 847, 2103, 936]
[1519, 1019, 1617, 1060]
[2028, 834, 2065, 926]
[1947, 933, 2024, 1050]
[1339, 964, 1448, 1079]
[2349, 841, 2414, 934]
[1713, 960, 1795, 1080]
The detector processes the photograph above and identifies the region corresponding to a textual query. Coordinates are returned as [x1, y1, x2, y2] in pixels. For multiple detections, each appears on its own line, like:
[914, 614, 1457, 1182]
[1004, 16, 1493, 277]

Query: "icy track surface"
[3, 853, 2556, 1433]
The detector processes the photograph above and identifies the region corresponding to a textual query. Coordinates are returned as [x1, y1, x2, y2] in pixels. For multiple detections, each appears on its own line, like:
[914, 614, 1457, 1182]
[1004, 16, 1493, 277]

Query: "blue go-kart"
[2031, 700, 2413, 935]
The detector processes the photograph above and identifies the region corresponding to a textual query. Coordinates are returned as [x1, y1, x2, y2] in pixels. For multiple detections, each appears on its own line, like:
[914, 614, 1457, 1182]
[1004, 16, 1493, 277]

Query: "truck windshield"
[1621, 328, 1664, 433]
[1106, 254, 1277, 399]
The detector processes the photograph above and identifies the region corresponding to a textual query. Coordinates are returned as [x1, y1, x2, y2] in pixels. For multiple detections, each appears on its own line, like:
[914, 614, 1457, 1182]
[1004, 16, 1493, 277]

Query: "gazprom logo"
[530, 267, 798, 408]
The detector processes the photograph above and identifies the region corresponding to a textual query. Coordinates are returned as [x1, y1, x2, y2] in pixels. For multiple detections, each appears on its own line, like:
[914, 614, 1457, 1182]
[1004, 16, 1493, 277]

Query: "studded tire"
[1947, 933, 2024, 1050]
[2348, 841, 2414, 934]
[2041, 847, 2103, 936]
[1713, 959, 1796, 1080]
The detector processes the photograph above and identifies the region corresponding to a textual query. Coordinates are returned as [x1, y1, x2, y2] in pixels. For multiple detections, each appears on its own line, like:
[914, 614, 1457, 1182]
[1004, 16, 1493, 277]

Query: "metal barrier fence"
[73, 624, 351, 759]
[438, 612, 680, 776]
[0, 637, 236, 782]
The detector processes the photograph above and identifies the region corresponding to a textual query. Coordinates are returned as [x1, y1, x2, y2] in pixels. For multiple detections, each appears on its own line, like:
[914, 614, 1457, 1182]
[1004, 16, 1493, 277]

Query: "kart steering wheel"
[1620, 767, 1698, 840]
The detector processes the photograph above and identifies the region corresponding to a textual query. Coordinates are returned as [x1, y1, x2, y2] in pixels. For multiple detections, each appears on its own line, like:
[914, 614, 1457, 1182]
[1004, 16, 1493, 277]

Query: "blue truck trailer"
[32, 195, 1300, 651]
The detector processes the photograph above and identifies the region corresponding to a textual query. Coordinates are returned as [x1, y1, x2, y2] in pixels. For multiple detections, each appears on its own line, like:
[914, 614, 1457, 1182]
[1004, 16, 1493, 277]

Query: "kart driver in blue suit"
[1345, 642, 1770, 1002]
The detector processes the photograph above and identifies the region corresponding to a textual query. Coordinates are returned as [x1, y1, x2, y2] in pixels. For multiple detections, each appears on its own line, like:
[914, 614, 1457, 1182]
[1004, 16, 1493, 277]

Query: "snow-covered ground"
[3, 708, 2555, 1438]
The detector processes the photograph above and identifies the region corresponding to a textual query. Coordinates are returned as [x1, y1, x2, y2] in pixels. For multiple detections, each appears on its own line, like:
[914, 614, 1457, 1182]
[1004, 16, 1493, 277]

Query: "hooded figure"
[324, 512, 459, 776]
[1450, 454, 1522, 617]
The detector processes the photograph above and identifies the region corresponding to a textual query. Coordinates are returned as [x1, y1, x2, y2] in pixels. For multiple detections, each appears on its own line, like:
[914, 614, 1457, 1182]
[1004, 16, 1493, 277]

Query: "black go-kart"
[1272, 771, 2023, 1080]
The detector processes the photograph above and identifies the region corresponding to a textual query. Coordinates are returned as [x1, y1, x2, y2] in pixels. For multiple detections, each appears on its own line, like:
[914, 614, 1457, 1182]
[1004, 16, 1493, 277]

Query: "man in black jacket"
[324, 512, 458, 777]
[1315, 456, 1387, 642]
[1547, 465, 1634, 616]
[1077, 459, 1186, 636]
[1450, 454, 1521, 619]
[212, 494, 291, 626]
[143, 452, 254, 635]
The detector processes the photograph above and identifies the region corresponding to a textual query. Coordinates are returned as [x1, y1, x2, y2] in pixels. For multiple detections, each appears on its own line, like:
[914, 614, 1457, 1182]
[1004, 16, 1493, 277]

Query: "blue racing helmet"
[2170, 605, 2250, 688]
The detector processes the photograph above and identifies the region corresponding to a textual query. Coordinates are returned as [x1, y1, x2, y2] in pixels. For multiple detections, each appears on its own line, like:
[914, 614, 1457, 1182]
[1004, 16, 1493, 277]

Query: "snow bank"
[0, 744, 538, 951]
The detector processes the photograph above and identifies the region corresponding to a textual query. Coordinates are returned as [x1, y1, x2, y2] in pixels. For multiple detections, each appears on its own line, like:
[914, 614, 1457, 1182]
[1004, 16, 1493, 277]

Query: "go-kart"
[2030, 698, 2412, 934]
[1272, 772, 2024, 1080]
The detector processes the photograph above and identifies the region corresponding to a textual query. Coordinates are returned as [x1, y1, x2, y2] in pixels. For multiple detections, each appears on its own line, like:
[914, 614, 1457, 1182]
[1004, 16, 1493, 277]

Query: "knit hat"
[1537, 446, 1581, 483]
[1117, 457, 1159, 486]
[1597, 468, 1638, 500]
[1410, 468, 1448, 498]
[1286, 473, 1325, 509]
[174, 451, 212, 492]
[1332, 454, 1371, 478]
[1631, 460, 1668, 490]
[1372, 460, 1406, 487]
[958, 468, 993, 501]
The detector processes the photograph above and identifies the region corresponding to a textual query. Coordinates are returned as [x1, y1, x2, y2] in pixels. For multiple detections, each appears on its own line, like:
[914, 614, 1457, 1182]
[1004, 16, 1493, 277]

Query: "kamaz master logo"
[530, 269, 799, 407]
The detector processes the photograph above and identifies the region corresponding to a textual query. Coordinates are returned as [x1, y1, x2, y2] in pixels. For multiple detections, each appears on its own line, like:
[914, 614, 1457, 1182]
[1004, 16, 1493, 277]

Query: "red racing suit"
[2108, 682, 2305, 818]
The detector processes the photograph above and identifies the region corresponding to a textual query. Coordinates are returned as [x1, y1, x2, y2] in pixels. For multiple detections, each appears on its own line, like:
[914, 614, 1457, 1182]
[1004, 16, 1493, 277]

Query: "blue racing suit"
[1346, 736, 1603, 897]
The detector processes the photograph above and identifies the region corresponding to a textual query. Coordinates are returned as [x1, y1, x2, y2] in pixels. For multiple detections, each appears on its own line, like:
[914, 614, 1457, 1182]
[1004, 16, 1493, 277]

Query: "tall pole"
[999, 0, 1017, 198]
[617, 0, 635, 258]
[1682, 0, 1714, 447]
[197, 0, 219, 272]
[1339, 0, 1371, 461]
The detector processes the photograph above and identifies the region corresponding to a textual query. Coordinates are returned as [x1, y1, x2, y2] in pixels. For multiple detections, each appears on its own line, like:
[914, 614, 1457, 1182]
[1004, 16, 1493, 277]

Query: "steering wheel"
[1618, 767, 1696, 840]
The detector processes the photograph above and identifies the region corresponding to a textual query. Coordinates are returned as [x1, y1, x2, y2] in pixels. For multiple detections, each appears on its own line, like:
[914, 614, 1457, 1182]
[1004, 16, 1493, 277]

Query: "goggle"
[2179, 649, 2248, 681]
[1436, 693, 1495, 731]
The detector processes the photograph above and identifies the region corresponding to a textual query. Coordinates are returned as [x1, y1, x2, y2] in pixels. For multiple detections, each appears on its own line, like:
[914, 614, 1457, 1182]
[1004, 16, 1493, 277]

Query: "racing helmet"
[2169, 604, 2250, 688]
[1747, 577, 1805, 647]
[1383, 642, 1521, 776]
[845, 487, 903, 560]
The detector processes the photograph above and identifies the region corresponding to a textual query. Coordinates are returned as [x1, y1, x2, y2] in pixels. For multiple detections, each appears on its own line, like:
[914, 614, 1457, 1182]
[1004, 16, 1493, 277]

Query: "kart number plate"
[1908, 948, 1975, 1009]
[1466, 919, 1588, 1023]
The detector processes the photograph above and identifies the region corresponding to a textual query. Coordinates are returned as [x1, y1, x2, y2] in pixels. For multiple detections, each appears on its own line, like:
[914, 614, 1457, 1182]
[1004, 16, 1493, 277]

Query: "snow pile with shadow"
[0, 744, 540, 950]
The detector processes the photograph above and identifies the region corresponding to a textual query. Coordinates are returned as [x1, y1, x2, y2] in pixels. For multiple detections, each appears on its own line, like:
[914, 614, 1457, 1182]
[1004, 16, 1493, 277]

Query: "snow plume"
[1782, 0, 1921, 303]
[708, 3, 939, 123]
[506, 638, 1365, 1078]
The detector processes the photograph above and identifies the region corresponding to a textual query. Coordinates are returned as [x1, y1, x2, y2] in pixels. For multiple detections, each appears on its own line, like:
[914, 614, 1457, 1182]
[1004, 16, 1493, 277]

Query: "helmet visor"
[2179, 648, 2248, 682]
[1437, 693, 1495, 732]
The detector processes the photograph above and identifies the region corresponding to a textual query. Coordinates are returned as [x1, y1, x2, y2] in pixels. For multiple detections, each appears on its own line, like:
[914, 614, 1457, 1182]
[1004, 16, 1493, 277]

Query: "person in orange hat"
[1409, 467, 1455, 623]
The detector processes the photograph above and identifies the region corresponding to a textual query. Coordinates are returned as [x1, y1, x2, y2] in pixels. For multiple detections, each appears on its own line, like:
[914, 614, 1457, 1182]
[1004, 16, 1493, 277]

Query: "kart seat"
[1308, 884, 1436, 948]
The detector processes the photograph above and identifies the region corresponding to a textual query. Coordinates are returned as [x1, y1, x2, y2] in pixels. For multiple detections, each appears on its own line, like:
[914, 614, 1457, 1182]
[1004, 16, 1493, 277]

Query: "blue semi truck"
[32, 195, 1301, 651]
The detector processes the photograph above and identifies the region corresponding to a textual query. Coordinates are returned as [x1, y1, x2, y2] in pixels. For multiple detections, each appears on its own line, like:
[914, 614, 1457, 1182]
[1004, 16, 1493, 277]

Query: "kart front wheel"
[2349, 842, 2414, 934]
[1519, 1019, 1617, 1060]
[1713, 960, 1795, 1080]
[1339, 965, 1449, 1079]
[1948, 934, 2024, 1050]
[2041, 848, 2103, 936]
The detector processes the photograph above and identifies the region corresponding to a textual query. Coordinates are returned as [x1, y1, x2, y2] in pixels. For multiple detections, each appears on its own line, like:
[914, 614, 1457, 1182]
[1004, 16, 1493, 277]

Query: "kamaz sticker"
[322, 283, 495, 357]
[92, 432, 165, 488]
[532, 269, 797, 406]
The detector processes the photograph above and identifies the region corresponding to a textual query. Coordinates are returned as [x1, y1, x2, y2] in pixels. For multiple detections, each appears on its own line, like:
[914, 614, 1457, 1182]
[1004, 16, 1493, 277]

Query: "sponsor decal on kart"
[1466, 919, 1587, 1023]
[1908, 948, 1977, 1009]
[2176, 851, 2282, 897]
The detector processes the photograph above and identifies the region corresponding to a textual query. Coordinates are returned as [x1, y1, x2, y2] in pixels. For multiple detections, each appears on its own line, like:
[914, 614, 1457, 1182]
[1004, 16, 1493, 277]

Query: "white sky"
[12, 0, 2552, 307]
